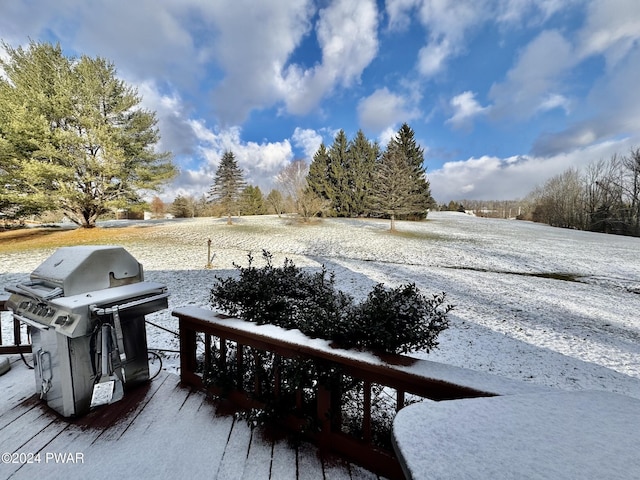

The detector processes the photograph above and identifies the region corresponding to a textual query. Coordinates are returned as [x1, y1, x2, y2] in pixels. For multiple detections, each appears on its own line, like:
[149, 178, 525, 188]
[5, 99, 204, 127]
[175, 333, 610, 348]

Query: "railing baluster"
[397, 390, 405, 411]
[220, 336, 227, 366]
[363, 381, 372, 443]
[237, 342, 244, 391]
[274, 355, 281, 399]
[204, 333, 211, 373]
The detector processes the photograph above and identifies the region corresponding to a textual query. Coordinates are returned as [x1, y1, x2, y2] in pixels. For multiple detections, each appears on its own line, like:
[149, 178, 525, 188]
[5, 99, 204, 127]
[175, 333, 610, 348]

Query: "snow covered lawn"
[2, 212, 640, 400]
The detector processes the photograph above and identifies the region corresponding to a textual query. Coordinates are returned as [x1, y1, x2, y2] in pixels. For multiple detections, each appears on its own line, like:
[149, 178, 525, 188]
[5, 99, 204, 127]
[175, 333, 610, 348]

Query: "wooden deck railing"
[0, 293, 31, 355]
[173, 306, 496, 479]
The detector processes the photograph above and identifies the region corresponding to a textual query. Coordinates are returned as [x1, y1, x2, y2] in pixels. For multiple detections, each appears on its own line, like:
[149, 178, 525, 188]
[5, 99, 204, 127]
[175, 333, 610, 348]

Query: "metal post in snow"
[205, 238, 213, 269]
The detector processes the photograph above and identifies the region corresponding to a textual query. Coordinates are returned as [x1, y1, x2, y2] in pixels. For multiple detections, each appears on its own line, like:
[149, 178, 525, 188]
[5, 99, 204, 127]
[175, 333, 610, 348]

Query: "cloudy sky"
[1, 0, 640, 203]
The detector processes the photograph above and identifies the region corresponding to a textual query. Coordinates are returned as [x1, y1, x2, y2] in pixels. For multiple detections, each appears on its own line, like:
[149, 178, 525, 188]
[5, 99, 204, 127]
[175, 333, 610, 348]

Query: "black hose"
[19, 326, 33, 369]
[145, 319, 179, 337]
[147, 350, 163, 380]
[20, 348, 33, 369]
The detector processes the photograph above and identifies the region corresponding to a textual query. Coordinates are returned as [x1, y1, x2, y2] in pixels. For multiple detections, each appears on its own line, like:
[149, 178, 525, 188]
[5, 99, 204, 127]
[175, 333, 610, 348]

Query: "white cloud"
[414, 0, 489, 77]
[577, 0, 640, 67]
[532, 33, 640, 156]
[489, 29, 574, 120]
[357, 87, 420, 134]
[292, 128, 323, 160]
[417, 39, 453, 77]
[446, 91, 489, 129]
[385, 0, 421, 31]
[205, 0, 314, 123]
[495, 0, 576, 27]
[281, 0, 379, 115]
[386, 0, 577, 79]
[536, 93, 571, 114]
[429, 138, 638, 202]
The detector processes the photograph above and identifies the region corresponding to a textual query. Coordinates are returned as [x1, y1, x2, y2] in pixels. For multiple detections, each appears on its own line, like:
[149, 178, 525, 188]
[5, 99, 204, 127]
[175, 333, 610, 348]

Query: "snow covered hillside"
[2, 212, 640, 399]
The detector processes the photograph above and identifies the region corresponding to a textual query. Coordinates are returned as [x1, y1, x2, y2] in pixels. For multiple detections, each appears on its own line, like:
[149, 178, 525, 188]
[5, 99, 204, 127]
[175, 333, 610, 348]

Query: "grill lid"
[29, 246, 143, 296]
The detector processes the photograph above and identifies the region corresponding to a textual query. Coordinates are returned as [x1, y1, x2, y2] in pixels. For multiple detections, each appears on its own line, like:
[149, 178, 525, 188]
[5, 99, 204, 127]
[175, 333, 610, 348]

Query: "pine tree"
[347, 130, 379, 217]
[307, 143, 332, 201]
[369, 124, 433, 230]
[240, 185, 266, 215]
[390, 123, 434, 219]
[327, 130, 350, 216]
[0, 41, 176, 227]
[209, 150, 245, 224]
[170, 195, 195, 218]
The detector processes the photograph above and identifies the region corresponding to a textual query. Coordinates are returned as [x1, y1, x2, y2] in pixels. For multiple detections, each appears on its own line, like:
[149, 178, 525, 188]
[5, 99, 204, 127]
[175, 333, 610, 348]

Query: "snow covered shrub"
[210, 250, 453, 354]
[346, 284, 452, 354]
[210, 250, 352, 337]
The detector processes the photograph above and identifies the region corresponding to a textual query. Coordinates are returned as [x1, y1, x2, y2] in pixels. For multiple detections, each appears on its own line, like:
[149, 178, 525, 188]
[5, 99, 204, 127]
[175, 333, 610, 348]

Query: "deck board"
[0, 355, 370, 479]
[242, 429, 273, 480]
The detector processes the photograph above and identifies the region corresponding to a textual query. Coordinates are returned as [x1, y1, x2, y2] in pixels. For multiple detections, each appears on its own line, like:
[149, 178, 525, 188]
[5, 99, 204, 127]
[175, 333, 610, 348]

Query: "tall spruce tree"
[369, 124, 433, 230]
[327, 130, 350, 216]
[0, 41, 176, 227]
[391, 123, 434, 219]
[209, 150, 245, 224]
[346, 130, 379, 217]
[307, 143, 332, 202]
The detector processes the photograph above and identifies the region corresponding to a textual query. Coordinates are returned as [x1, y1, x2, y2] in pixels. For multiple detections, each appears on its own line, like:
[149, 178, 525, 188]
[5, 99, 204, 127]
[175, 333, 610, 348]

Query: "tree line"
[1, 42, 435, 231]
[526, 148, 640, 236]
[204, 124, 434, 230]
[441, 148, 640, 238]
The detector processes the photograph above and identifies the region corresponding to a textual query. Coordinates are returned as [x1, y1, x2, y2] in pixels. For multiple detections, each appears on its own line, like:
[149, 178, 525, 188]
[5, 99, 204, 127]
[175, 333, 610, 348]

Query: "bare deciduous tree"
[275, 160, 327, 222]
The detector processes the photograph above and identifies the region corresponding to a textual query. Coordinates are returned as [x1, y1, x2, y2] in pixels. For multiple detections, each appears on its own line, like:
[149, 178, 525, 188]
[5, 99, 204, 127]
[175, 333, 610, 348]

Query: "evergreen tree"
[327, 130, 350, 216]
[0, 41, 176, 227]
[209, 150, 245, 224]
[368, 124, 433, 231]
[307, 143, 332, 202]
[240, 185, 266, 215]
[170, 195, 195, 218]
[368, 151, 421, 231]
[346, 130, 379, 217]
[390, 123, 434, 219]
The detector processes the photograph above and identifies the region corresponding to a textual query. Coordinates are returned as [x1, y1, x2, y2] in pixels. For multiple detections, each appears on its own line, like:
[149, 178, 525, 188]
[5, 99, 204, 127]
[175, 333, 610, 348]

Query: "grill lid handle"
[6, 282, 63, 301]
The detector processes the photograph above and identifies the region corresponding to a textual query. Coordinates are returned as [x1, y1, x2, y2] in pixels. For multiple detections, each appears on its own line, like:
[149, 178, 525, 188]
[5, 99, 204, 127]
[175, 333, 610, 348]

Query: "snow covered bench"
[393, 390, 640, 479]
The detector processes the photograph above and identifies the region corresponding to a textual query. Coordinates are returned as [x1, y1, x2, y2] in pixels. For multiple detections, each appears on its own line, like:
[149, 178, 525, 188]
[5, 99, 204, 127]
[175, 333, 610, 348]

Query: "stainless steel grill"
[5, 246, 168, 417]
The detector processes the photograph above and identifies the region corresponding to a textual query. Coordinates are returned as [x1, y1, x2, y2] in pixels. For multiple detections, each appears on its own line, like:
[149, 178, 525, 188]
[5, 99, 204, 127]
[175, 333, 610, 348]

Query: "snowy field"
[2, 211, 640, 400]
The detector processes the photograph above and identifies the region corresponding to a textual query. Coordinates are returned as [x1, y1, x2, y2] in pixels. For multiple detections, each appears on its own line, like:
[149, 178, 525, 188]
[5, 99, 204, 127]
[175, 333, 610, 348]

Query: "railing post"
[179, 319, 198, 386]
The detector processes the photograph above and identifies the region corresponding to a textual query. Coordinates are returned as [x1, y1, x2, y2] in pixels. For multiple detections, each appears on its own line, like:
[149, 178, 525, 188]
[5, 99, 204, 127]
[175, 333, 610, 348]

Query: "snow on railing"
[174, 306, 501, 479]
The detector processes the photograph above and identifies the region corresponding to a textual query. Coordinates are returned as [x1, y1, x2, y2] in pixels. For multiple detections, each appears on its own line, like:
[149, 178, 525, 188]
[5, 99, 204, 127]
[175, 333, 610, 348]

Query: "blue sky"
[2, 0, 640, 203]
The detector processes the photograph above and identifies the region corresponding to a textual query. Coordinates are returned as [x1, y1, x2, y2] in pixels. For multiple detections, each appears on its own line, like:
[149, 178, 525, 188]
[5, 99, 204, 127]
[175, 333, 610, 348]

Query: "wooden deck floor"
[0, 356, 381, 480]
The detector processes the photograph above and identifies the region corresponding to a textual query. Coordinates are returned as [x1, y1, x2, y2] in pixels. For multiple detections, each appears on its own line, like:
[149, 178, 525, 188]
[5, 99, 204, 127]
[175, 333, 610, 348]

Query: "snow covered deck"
[0, 355, 378, 480]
